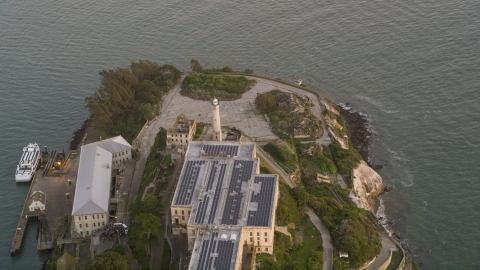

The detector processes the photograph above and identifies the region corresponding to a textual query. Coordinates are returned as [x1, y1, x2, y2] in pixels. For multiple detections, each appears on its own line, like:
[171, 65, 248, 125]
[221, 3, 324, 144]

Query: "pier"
[11, 149, 79, 256]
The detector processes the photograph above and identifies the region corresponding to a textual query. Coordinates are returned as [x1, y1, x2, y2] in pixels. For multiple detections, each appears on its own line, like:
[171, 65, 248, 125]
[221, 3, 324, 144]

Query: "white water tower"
[212, 98, 222, 141]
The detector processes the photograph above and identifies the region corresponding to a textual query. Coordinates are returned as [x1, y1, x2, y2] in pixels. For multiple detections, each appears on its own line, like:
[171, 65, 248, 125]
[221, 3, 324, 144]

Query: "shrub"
[328, 141, 362, 174]
[244, 68, 254, 74]
[255, 93, 277, 113]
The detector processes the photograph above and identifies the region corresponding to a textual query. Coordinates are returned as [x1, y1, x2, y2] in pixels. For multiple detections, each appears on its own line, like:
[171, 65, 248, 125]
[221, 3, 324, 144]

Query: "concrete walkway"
[253, 141, 333, 270]
[367, 230, 397, 270]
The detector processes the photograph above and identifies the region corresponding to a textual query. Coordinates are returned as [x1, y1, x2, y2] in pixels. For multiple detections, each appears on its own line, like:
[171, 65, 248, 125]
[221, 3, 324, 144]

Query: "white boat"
[295, 79, 303, 85]
[15, 143, 41, 182]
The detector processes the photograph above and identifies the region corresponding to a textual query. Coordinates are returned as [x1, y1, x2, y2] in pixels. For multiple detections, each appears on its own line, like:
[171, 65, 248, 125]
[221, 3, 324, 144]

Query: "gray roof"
[88, 136, 132, 153]
[72, 145, 112, 216]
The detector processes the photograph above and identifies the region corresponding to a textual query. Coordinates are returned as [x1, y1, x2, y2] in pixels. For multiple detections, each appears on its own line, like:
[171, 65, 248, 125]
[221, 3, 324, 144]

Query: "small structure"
[171, 146, 185, 161]
[339, 251, 349, 258]
[28, 190, 46, 212]
[56, 252, 76, 270]
[167, 114, 197, 150]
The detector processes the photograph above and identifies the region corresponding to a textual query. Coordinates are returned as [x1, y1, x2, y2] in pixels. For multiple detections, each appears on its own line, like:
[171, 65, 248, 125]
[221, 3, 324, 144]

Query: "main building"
[171, 141, 279, 270]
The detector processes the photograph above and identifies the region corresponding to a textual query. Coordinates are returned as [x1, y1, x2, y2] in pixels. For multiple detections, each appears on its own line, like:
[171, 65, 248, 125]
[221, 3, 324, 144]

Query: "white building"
[28, 190, 46, 212]
[71, 136, 132, 237]
[170, 141, 279, 269]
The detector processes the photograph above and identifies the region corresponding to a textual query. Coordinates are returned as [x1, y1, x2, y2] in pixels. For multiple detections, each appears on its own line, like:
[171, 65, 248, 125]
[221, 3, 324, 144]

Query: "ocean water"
[0, 0, 478, 268]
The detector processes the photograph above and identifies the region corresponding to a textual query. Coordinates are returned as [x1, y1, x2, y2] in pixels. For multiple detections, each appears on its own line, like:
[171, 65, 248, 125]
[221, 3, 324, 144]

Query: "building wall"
[240, 227, 275, 254]
[73, 213, 108, 237]
[166, 118, 197, 150]
[112, 149, 132, 167]
[171, 206, 192, 226]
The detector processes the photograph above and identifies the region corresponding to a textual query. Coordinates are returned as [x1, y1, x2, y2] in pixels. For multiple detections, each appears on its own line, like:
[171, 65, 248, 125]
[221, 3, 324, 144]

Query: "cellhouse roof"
[71, 136, 132, 216]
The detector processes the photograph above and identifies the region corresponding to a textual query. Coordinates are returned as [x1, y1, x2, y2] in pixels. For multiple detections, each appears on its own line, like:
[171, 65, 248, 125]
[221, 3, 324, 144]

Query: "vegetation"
[255, 93, 277, 113]
[316, 146, 338, 174]
[181, 73, 255, 100]
[323, 108, 346, 137]
[255, 90, 322, 140]
[386, 250, 404, 270]
[190, 59, 203, 73]
[128, 128, 168, 268]
[258, 181, 323, 270]
[194, 122, 205, 139]
[85, 60, 181, 142]
[328, 141, 362, 175]
[160, 240, 172, 270]
[263, 140, 298, 173]
[244, 68, 254, 74]
[45, 243, 64, 270]
[87, 251, 130, 270]
[202, 66, 233, 73]
[306, 183, 381, 269]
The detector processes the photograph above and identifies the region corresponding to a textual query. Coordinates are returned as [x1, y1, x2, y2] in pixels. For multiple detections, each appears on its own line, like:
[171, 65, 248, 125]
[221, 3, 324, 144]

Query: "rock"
[351, 161, 385, 212]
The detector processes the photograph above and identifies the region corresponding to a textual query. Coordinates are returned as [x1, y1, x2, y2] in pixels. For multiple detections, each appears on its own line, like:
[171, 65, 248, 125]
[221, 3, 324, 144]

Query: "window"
[266, 248, 269, 252]
[85, 216, 87, 220]
[188, 211, 191, 215]
[79, 224, 82, 228]
[98, 222, 100, 226]
[97, 215, 99, 219]
[250, 238, 253, 242]
[265, 238, 267, 242]
[175, 210, 178, 215]
[257, 232, 259, 236]
[78, 217, 81, 221]
[102, 215, 104, 218]
[265, 232, 267, 237]
[93, 215, 95, 219]
[257, 241, 260, 246]
[102, 222, 105, 226]
[182, 210, 184, 215]
[93, 223, 96, 227]
[182, 216, 185, 220]
[250, 232, 252, 236]
[86, 224, 88, 227]
[192, 230, 195, 235]
[80, 232, 83, 236]
[257, 247, 260, 251]
[87, 231, 89, 235]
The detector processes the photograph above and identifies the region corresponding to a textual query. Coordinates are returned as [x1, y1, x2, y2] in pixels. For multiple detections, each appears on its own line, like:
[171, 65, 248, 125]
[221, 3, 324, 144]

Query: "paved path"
[253, 141, 333, 270]
[367, 230, 397, 270]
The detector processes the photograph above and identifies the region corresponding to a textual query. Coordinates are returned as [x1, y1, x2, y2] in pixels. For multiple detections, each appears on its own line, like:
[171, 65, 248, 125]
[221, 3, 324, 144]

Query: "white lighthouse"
[212, 98, 222, 141]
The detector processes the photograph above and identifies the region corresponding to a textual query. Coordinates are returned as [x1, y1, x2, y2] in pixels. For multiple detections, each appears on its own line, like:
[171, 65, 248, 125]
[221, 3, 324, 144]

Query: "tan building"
[166, 114, 197, 150]
[71, 136, 132, 237]
[28, 190, 46, 212]
[170, 141, 279, 270]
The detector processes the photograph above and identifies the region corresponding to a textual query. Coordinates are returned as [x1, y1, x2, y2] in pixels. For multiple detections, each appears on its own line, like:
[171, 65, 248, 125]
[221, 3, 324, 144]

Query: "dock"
[11, 149, 79, 256]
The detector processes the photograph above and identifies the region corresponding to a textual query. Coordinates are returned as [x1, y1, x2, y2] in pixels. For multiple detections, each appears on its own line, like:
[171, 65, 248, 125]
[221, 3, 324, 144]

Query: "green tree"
[222, 66, 233, 72]
[291, 186, 309, 208]
[255, 93, 277, 113]
[88, 251, 130, 270]
[190, 59, 203, 72]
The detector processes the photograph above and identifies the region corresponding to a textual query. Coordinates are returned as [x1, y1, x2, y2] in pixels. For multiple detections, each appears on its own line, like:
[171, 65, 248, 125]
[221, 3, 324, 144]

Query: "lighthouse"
[212, 98, 222, 141]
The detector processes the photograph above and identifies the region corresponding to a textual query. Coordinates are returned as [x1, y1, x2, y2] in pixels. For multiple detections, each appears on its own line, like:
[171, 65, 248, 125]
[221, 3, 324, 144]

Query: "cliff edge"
[350, 160, 385, 212]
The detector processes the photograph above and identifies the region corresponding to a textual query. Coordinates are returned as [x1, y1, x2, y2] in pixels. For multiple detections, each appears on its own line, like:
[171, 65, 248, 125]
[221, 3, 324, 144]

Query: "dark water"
[1, 0, 478, 268]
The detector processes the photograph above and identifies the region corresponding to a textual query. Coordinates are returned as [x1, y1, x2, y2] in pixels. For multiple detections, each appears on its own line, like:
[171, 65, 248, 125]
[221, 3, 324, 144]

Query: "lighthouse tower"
[212, 98, 222, 141]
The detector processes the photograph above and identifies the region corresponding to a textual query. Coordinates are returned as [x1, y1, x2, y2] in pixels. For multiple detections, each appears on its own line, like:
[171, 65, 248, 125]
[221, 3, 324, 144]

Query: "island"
[34, 60, 417, 270]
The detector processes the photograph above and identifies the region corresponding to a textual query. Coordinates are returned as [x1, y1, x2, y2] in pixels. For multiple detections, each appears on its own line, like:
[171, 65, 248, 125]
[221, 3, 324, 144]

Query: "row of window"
[79, 222, 105, 228]
[251, 247, 269, 252]
[174, 210, 191, 215]
[250, 237, 268, 243]
[114, 151, 128, 158]
[79, 214, 104, 221]
[250, 232, 268, 237]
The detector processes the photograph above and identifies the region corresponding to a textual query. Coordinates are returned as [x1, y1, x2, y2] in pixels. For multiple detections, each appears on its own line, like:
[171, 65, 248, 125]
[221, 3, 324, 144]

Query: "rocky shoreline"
[339, 103, 383, 170]
[69, 116, 90, 150]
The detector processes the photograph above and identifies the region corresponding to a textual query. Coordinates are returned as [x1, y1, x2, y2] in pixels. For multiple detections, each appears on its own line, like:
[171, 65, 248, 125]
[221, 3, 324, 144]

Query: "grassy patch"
[263, 140, 298, 173]
[386, 250, 404, 270]
[328, 141, 362, 175]
[160, 240, 172, 270]
[162, 154, 171, 166]
[194, 123, 205, 139]
[181, 73, 255, 100]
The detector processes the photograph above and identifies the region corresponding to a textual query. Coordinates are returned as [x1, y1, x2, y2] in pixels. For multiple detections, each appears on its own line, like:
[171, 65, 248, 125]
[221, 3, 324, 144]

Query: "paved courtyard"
[155, 76, 328, 143]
